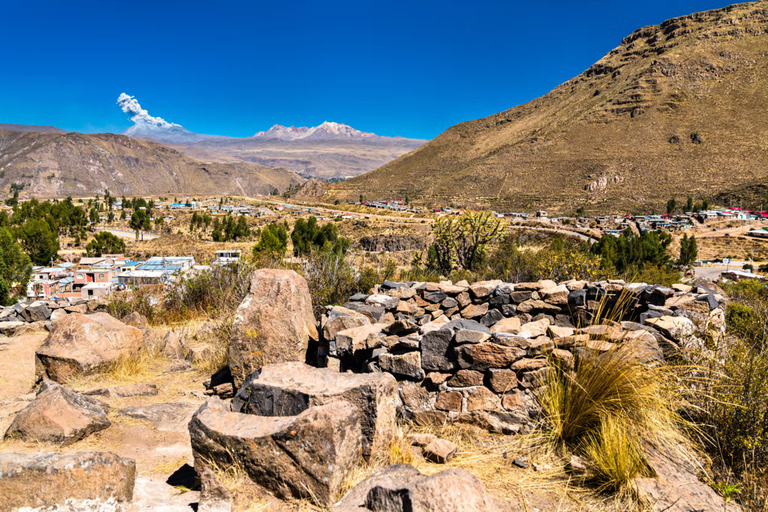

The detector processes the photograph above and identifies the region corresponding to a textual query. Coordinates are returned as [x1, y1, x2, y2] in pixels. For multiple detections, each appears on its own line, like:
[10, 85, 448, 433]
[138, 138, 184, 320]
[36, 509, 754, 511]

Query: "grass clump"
[538, 343, 689, 497]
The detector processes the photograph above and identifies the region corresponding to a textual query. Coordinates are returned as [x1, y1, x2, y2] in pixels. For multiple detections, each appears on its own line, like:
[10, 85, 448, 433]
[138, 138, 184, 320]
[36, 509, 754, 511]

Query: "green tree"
[235, 216, 250, 240]
[291, 217, 350, 257]
[253, 223, 288, 258]
[666, 198, 677, 215]
[592, 229, 672, 275]
[678, 233, 698, 267]
[211, 218, 223, 242]
[129, 209, 151, 240]
[86, 231, 126, 257]
[686, 195, 694, 212]
[17, 219, 59, 266]
[0, 227, 31, 304]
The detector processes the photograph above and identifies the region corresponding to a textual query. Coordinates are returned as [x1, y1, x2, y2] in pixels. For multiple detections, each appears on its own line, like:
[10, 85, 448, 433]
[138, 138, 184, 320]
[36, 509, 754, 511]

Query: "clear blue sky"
[1, 0, 733, 139]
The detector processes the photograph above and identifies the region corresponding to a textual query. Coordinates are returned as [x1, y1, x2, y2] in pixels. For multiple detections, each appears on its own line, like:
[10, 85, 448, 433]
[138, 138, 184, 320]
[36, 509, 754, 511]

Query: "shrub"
[297, 249, 379, 318]
[690, 281, 768, 508]
[252, 223, 288, 258]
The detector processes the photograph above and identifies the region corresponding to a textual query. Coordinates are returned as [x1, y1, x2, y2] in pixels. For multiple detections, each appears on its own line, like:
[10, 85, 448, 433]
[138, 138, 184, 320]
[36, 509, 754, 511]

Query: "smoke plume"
[117, 93, 181, 130]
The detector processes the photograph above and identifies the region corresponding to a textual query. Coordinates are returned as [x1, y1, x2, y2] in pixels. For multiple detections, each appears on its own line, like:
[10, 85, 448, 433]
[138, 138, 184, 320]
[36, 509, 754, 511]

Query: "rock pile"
[0, 298, 105, 337]
[320, 279, 725, 432]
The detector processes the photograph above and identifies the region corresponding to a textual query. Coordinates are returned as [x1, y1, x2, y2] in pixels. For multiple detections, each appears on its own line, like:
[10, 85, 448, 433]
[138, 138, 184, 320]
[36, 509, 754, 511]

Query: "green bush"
[688, 279, 768, 508]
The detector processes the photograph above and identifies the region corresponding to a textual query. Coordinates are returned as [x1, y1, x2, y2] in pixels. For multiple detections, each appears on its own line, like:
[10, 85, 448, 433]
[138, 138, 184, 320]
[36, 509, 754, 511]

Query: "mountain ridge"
[330, 1, 768, 213]
[0, 129, 302, 198]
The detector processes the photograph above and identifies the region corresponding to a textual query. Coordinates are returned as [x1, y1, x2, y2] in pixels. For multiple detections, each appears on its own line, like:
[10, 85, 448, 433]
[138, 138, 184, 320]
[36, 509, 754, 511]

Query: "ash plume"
[117, 93, 181, 130]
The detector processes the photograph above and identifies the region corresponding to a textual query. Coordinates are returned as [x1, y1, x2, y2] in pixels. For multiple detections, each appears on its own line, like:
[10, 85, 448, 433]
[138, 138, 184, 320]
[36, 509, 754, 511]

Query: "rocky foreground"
[0, 270, 741, 511]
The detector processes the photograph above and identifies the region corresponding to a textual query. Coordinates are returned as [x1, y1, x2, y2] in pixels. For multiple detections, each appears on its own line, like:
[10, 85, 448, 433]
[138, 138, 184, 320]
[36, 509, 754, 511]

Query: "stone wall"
[0, 298, 108, 336]
[319, 278, 725, 434]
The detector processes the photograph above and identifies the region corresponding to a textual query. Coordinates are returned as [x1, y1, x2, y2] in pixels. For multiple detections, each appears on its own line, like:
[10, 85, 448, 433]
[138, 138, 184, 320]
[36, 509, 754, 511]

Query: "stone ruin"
[0, 268, 738, 511]
[318, 278, 725, 434]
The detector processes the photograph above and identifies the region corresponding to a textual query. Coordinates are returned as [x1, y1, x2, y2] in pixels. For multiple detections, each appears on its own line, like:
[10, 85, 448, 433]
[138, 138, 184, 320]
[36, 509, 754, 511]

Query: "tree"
[211, 218, 223, 242]
[678, 233, 698, 267]
[129, 209, 151, 240]
[86, 231, 126, 257]
[0, 227, 31, 304]
[666, 198, 677, 215]
[253, 223, 288, 258]
[291, 217, 350, 257]
[702, 199, 711, 211]
[89, 207, 99, 224]
[592, 228, 672, 274]
[686, 195, 694, 212]
[429, 211, 507, 272]
[17, 219, 59, 266]
[235, 216, 250, 240]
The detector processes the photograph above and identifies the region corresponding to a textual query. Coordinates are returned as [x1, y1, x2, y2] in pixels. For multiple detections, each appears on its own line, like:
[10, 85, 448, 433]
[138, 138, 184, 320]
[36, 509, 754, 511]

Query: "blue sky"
[1, 0, 733, 139]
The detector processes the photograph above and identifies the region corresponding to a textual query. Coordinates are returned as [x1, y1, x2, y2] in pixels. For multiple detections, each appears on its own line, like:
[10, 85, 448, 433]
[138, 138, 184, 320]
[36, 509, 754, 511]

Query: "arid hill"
[332, 1, 768, 214]
[0, 124, 66, 134]
[0, 129, 303, 198]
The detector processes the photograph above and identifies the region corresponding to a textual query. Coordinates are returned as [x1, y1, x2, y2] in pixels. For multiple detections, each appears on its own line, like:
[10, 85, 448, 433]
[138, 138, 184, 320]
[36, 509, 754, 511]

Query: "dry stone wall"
[319, 278, 726, 434]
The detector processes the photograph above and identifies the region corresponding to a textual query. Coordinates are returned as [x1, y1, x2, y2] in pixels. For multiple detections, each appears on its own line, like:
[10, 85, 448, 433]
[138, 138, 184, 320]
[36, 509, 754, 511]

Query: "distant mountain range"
[0, 124, 66, 134]
[115, 94, 427, 179]
[253, 121, 379, 141]
[331, 1, 768, 213]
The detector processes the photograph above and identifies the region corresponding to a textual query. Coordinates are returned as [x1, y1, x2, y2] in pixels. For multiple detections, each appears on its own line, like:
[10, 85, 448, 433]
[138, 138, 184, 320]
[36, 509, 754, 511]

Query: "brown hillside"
[0, 130, 303, 198]
[332, 1, 768, 214]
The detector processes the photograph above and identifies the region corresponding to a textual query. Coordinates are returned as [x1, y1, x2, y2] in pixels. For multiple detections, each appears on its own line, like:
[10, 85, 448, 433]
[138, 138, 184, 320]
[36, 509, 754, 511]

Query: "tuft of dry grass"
[582, 415, 654, 495]
[538, 338, 692, 497]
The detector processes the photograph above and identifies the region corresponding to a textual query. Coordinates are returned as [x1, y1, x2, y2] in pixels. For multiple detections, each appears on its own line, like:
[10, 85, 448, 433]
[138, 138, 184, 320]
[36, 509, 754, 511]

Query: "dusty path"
[0, 329, 209, 510]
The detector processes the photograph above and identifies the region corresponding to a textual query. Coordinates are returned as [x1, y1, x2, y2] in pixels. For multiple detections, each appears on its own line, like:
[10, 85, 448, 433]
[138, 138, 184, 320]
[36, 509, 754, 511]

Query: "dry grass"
[336, 422, 609, 511]
[582, 415, 654, 495]
[538, 341, 692, 500]
[202, 455, 322, 512]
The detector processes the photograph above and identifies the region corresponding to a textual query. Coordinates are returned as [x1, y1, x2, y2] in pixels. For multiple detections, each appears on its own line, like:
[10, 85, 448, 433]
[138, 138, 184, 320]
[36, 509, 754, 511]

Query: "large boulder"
[0, 451, 136, 512]
[190, 396, 361, 509]
[334, 464, 503, 512]
[4, 380, 110, 444]
[35, 312, 144, 383]
[232, 362, 397, 460]
[229, 269, 318, 388]
[634, 448, 742, 511]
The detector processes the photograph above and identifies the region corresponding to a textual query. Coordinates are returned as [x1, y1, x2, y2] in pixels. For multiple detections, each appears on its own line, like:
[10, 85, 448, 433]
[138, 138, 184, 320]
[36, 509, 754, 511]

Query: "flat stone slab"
[334, 464, 503, 512]
[118, 402, 196, 432]
[0, 451, 136, 512]
[232, 362, 396, 461]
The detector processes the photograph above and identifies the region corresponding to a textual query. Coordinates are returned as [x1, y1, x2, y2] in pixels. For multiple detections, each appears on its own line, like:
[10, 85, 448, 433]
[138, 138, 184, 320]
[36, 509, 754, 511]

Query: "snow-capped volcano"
[253, 121, 377, 141]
